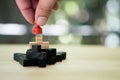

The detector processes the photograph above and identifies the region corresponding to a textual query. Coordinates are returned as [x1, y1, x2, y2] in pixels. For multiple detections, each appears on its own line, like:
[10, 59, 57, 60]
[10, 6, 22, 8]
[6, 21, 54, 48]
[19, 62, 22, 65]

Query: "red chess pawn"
[32, 20, 42, 34]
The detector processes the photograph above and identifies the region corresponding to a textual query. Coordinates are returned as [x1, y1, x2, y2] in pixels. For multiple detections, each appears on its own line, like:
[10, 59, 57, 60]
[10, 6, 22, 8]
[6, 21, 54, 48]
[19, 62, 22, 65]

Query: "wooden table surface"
[0, 44, 120, 80]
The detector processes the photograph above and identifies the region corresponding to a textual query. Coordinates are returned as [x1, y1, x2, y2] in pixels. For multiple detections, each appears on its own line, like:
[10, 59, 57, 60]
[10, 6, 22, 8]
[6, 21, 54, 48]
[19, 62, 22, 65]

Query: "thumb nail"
[37, 17, 47, 26]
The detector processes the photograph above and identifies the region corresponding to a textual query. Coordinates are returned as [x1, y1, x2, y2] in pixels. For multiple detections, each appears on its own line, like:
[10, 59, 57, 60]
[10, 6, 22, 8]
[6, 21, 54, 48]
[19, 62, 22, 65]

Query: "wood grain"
[0, 44, 120, 80]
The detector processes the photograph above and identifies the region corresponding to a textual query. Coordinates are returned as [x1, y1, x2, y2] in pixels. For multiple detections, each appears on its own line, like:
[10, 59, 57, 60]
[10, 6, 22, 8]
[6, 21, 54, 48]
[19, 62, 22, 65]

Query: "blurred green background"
[0, 0, 120, 48]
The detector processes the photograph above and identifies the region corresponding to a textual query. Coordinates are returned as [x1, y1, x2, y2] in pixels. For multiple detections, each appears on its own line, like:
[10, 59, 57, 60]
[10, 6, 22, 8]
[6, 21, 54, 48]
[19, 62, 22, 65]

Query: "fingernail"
[37, 17, 47, 26]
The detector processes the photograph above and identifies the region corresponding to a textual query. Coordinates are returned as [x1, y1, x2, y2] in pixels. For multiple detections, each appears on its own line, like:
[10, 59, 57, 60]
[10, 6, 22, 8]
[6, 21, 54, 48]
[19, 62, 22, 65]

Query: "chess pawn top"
[32, 20, 42, 34]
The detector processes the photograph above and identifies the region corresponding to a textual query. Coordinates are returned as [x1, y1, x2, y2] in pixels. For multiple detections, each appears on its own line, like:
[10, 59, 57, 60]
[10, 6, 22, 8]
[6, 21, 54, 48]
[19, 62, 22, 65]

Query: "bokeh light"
[64, 1, 79, 16]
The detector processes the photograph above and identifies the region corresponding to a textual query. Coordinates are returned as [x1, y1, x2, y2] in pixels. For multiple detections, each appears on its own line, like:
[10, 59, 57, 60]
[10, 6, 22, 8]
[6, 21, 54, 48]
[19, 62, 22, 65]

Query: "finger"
[53, 2, 59, 10]
[16, 0, 34, 24]
[31, 0, 39, 10]
[35, 0, 57, 26]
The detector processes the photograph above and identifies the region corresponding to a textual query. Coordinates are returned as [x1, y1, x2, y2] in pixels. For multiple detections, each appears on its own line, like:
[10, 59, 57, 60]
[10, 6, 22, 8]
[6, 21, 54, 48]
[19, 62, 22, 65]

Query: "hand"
[16, 0, 58, 26]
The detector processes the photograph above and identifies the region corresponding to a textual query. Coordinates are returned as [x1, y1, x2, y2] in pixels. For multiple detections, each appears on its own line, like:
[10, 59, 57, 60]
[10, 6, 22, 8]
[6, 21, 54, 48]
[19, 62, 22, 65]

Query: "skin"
[16, 0, 58, 25]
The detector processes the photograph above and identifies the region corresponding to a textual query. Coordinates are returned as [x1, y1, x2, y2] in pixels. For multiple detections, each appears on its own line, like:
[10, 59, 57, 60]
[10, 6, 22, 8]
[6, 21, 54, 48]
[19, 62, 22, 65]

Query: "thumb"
[35, 0, 57, 26]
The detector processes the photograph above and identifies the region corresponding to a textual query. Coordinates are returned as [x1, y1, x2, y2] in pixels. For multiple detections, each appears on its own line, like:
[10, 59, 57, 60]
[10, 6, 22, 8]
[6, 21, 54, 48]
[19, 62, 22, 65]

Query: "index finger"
[16, 0, 35, 24]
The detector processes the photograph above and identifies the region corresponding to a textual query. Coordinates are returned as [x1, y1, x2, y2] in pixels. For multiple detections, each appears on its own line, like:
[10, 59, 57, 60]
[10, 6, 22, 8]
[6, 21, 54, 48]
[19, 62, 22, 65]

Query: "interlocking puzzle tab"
[13, 21, 66, 67]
